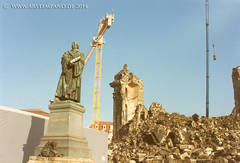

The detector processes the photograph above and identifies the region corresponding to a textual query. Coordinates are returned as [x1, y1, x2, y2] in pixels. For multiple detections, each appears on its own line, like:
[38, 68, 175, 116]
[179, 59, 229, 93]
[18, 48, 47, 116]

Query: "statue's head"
[72, 41, 79, 50]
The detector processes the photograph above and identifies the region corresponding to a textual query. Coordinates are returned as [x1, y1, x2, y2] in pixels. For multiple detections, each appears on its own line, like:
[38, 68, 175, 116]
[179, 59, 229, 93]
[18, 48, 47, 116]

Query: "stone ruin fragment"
[232, 66, 240, 114]
[108, 65, 240, 162]
[108, 103, 240, 162]
[110, 64, 144, 140]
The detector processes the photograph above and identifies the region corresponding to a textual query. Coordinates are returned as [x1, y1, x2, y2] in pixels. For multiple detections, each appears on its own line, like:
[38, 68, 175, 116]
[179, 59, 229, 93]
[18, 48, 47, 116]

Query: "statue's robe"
[55, 49, 84, 102]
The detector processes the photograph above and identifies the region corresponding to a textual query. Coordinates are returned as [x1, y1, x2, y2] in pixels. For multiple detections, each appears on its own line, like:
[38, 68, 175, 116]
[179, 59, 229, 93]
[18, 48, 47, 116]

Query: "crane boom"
[84, 46, 96, 64]
[70, 12, 114, 64]
[84, 12, 114, 64]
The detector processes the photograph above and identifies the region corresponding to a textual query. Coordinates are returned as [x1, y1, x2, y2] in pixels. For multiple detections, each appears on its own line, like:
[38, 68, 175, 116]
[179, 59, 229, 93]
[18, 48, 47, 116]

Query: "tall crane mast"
[71, 12, 114, 130]
[86, 12, 114, 130]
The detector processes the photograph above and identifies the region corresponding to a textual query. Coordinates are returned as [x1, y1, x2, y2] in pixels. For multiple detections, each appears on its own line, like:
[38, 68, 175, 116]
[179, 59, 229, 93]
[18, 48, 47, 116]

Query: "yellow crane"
[85, 12, 114, 130]
[72, 12, 114, 129]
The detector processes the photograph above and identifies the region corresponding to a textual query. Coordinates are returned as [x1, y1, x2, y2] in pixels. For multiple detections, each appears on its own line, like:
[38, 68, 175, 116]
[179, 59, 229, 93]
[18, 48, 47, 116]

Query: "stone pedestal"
[33, 101, 91, 159]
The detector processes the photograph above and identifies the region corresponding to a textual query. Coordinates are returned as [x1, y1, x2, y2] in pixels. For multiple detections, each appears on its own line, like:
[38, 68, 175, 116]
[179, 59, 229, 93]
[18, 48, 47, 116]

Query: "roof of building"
[22, 109, 50, 117]
[0, 106, 49, 119]
[89, 121, 113, 133]
[98, 121, 113, 125]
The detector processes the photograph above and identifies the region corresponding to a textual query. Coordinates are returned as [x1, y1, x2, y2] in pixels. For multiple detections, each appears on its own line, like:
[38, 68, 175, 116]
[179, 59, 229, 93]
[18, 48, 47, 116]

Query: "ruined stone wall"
[108, 102, 240, 162]
[110, 64, 144, 140]
[232, 66, 240, 114]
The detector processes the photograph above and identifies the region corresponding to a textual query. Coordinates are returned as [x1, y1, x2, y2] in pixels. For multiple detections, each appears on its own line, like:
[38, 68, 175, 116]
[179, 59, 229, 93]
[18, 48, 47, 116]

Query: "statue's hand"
[68, 62, 74, 68]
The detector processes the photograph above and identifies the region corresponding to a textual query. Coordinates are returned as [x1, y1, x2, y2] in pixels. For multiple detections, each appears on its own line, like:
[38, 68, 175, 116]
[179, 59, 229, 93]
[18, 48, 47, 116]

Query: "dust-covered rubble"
[108, 102, 240, 162]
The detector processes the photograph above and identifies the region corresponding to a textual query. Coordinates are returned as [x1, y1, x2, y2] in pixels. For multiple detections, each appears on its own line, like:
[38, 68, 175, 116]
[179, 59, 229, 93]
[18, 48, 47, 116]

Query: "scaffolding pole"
[205, 0, 210, 117]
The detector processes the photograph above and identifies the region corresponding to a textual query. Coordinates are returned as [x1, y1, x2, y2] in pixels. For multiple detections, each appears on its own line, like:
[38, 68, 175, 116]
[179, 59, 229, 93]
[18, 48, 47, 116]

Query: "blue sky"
[0, 0, 239, 126]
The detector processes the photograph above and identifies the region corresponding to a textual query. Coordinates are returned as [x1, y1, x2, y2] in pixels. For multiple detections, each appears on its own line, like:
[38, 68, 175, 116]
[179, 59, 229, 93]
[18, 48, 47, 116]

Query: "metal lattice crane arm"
[84, 12, 114, 64]
[70, 12, 114, 64]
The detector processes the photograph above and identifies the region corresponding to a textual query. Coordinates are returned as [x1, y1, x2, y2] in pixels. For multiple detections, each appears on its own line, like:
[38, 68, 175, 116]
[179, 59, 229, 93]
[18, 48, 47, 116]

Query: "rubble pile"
[108, 102, 240, 162]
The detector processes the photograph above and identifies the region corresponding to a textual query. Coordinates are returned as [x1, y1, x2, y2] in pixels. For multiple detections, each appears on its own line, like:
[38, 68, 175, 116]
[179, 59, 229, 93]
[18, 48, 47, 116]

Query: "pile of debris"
[108, 102, 240, 162]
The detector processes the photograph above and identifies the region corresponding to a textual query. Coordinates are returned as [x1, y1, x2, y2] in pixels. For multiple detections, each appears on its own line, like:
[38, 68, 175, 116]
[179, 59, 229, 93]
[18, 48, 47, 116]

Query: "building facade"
[89, 121, 113, 143]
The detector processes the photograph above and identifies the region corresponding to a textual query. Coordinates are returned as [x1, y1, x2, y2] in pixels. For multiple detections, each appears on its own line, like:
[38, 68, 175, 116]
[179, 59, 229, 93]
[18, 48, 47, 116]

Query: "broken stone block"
[179, 145, 194, 151]
[180, 152, 190, 160]
[198, 152, 210, 159]
[216, 147, 224, 151]
[134, 104, 148, 124]
[205, 147, 213, 155]
[154, 156, 163, 160]
[142, 132, 159, 145]
[192, 114, 200, 122]
[148, 102, 166, 117]
[167, 138, 174, 148]
[137, 153, 146, 162]
[145, 159, 153, 163]
[108, 99, 240, 162]
[236, 154, 240, 161]
[167, 154, 175, 159]
[232, 66, 240, 114]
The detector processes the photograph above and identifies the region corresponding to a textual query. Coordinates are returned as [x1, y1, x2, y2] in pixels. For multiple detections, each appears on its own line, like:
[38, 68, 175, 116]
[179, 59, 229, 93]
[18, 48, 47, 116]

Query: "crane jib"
[71, 13, 114, 65]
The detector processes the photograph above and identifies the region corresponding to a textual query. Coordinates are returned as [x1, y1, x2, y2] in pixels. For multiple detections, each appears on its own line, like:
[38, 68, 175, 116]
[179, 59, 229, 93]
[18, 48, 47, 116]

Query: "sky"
[0, 0, 239, 126]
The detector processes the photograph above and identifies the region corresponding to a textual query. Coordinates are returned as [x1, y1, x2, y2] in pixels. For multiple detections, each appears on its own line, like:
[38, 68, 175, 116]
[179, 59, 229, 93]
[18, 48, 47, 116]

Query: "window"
[103, 125, 106, 130]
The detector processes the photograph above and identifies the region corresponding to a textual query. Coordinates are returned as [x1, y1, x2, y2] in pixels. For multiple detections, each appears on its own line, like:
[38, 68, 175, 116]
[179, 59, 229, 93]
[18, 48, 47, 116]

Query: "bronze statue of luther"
[53, 41, 85, 103]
